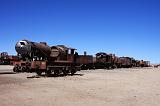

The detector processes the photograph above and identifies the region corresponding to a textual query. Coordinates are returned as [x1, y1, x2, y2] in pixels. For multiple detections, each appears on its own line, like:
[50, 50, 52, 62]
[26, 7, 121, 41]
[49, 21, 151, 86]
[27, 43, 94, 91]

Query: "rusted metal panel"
[77, 55, 93, 64]
[31, 61, 47, 69]
[67, 54, 74, 62]
[40, 61, 47, 69]
[118, 57, 132, 67]
[13, 61, 27, 66]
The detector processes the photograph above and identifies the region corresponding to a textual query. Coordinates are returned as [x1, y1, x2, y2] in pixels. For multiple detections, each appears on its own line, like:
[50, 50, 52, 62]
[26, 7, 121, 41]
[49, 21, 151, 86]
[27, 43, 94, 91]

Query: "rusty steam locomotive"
[13, 40, 80, 75]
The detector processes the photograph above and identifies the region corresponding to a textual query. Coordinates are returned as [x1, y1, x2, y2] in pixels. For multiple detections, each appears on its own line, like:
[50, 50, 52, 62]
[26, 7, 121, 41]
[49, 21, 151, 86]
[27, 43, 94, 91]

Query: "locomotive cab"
[32, 45, 80, 76]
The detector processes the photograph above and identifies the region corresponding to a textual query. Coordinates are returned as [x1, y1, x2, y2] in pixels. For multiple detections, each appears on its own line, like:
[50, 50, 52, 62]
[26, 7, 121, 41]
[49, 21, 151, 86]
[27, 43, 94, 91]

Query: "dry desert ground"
[0, 65, 160, 106]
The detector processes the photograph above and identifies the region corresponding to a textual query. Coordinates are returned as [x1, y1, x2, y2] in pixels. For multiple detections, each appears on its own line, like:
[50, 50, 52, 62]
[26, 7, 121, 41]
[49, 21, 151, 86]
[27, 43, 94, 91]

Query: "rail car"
[76, 52, 94, 70]
[118, 57, 133, 68]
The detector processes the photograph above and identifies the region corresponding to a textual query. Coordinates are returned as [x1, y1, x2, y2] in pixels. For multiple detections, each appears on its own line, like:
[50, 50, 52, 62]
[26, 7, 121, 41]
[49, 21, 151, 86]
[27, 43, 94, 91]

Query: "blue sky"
[0, 0, 160, 63]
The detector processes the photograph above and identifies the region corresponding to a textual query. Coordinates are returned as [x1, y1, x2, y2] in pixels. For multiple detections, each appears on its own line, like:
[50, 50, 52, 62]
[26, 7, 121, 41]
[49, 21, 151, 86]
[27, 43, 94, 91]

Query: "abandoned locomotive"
[13, 40, 80, 75]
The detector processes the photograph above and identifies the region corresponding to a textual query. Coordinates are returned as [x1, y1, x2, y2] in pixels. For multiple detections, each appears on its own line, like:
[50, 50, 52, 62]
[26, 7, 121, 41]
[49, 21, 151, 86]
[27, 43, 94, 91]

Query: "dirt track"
[0, 66, 160, 106]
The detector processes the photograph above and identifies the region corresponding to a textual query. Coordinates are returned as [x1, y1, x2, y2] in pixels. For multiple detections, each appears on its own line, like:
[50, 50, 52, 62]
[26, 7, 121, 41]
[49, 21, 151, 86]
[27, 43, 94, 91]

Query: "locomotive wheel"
[54, 70, 59, 76]
[26, 67, 31, 73]
[22, 67, 26, 72]
[113, 65, 117, 69]
[35, 66, 42, 76]
[71, 70, 76, 75]
[13, 66, 18, 72]
[62, 70, 67, 76]
[45, 70, 51, 76]
[18, 66, 21, 72]
[14, 66, 21, 72]
[36, 69, 42, 76]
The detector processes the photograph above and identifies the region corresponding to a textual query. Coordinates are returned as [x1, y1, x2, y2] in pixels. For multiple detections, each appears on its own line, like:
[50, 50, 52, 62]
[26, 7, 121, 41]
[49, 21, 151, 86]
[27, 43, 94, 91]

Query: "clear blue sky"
[0, 0, 160, 63]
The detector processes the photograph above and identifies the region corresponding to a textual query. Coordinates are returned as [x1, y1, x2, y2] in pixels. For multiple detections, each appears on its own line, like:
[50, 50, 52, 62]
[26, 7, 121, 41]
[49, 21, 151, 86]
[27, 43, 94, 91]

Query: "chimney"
[84, 51, 87, 56]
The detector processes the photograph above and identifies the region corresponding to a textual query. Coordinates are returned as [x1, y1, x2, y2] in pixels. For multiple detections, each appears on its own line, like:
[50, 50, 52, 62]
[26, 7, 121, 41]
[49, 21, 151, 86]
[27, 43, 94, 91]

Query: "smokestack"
[84, 51, 87, 55]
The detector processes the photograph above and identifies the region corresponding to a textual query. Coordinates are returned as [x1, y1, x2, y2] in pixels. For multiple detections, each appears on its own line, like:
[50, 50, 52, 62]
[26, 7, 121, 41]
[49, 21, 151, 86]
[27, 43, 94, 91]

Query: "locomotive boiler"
[15, 40, 51, 60]
[13, 40, 80, 75]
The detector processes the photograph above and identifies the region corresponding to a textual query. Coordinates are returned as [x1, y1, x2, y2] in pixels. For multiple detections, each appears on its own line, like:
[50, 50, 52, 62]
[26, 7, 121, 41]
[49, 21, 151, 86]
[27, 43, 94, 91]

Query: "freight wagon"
[77, 52, 94, 70]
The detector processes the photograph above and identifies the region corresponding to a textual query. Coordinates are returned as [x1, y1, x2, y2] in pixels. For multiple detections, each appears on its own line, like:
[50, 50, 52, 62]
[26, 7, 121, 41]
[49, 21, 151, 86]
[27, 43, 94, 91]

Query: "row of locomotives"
[113, 57, 151, 68]
[79, 51, 152, 70]
[76, 52, 115, 70]
[110, 56, 150, 68]
[77, 52, 135, 70]
[77, 52, 151, 70]
[13, 40, 81, 75]
[93, 53, 137, 69]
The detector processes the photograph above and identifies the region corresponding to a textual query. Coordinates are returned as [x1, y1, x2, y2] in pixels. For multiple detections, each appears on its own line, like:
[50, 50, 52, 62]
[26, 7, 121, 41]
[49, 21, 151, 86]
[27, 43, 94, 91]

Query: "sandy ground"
[0, 66, 160, 106]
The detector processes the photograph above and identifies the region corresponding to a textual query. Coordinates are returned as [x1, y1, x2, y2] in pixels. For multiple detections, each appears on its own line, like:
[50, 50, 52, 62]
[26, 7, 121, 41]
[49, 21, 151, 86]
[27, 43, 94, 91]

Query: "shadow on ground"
[27, 73, 84, 78]
[0, 72, 16, 75]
